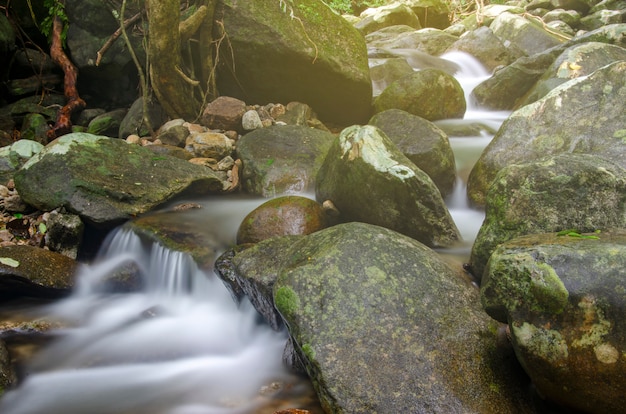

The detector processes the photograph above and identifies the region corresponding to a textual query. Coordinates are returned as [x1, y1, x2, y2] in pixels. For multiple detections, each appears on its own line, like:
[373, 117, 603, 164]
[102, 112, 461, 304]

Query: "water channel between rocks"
[0, 53, 511, 413]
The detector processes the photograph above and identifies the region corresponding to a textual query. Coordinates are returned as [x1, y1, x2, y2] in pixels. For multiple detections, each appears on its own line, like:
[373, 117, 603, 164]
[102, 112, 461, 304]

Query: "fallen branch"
[96, 10, 143, 67]
[47, 15, 85, 141]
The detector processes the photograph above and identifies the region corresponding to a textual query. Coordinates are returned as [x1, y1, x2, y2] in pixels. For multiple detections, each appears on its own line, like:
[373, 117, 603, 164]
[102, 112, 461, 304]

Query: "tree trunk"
[147, 0, 210, 121]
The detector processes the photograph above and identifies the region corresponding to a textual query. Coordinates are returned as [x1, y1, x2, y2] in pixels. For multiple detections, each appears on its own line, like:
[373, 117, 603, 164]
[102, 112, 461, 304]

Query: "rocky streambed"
[0, 0, 625, 413]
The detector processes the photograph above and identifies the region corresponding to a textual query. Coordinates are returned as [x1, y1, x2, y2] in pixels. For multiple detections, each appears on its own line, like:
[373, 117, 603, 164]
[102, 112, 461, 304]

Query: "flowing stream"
[0, 52, 509, 413]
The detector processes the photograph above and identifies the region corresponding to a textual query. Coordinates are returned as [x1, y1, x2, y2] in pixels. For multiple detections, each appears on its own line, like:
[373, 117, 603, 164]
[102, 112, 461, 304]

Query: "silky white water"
[0, 201, 298, 414]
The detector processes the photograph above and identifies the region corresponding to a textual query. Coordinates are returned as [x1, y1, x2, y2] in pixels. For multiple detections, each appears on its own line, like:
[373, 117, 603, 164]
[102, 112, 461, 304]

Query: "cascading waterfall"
[0, 52, 510, 414]
[0, 228, 295, 414]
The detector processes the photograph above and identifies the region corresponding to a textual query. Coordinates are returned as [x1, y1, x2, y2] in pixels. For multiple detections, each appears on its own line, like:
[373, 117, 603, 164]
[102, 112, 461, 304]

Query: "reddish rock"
[201, 96, 246, 131]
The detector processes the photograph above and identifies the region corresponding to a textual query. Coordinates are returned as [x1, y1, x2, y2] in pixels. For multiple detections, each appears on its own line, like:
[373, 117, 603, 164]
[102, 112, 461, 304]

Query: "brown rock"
[236, 196, 330, 244]
[200, 96, 246, 131]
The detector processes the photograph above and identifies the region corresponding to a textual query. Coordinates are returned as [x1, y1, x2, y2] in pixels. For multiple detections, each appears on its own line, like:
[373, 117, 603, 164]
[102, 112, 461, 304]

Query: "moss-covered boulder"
[373, 69, 466, 121]
[236, 195, 330, 244]
[236, 125, 335, 197]
[469, 153, 626, 281]
[0, 140, 43, 185]
[14, 133, 228, 228]
[490, 12, 568, 57]
[480, 230, 626, 414]
[368, 109, 456, 197]
[316, 125, 460, 247]
[270, 222, 536, 413]
[518, 42, 626, 107]
[214, 0, 373, 126]
[468, 60, 626, 206]
[354, 2, 421, 36]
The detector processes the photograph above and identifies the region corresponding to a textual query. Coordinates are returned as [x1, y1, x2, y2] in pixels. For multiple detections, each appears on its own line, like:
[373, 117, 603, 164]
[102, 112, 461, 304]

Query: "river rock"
[369, 57, 414, 97]
[468, 60, 626, 206]
[0, 139, 43, 185]
[518, 41, 626, 106]
[87, 109, 128, 137]
[480, 230, 626, 414]
[354, 2, 422, 35]
[201, 96, 247, 132]
[184, 131, 233, 160]
[236, 196, 330, 245]
[368, 109, 456, 197]
[44, 210, 84, 260]
[270, 222, 536, 413]
[445, 26, 522, 72]
[366, 27, 459, 55]
[0, 245, 77, 300]
[128, 207, 224, 270]
[236, 125, 334, 197]
[401, 0, 450, 29]
[490, 12, 568, 57]
[373, 69, 466, 121]
[14, 133, 228, 228]
[215, 235, 302, 331]
[118, 97, 168, 139]
[316, 125, 460, 247]
[469, 153, 626, 281]
[214, 0, 372, 126]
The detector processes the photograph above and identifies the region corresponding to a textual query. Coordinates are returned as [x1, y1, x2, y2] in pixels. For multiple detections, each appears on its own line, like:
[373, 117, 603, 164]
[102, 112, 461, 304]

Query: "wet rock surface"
[481, 230, 626, 414]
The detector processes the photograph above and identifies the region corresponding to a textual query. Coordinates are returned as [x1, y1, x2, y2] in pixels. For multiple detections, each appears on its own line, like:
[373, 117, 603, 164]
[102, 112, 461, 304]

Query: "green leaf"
[13, 213, 23, 219]
[39, 223, 47, 234]
[0, 257, 20, 267]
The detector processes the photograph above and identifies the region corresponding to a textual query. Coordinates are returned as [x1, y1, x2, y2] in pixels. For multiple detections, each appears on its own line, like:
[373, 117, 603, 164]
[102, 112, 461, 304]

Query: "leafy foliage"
[29, 0, 69, 45]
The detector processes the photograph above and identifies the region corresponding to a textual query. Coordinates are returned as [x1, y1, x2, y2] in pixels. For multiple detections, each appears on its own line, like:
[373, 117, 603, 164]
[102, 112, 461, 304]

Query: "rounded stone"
[236, 196, 329, 244]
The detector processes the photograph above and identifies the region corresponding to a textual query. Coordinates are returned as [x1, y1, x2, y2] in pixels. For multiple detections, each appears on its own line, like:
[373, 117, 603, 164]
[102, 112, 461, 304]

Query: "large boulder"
[469, 153, 626, 281]
[490, 12, 568, 57]
[468, 60, 626, 206]
[373, 69, 466, 121]
[517, 41, 626, 106]
[366, 27, 459, 55]
[316, 125, 460, 247]
[14, 133, 228, 228]
[481, 230, 626, 414]
[400, 0, 450, 29]
[445, 26, 522, 72]
[368, 109, 456, 197]
[236, 125, 335, 197]
[64, 0, 144, 107]
[269, 222, 536, 413]
[354, 2, 422, 36]
[214, 0, 373, 126]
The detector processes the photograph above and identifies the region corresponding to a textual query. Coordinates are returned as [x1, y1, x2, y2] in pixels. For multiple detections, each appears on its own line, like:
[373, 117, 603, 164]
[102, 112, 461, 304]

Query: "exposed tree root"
[47, 15, 85, 141]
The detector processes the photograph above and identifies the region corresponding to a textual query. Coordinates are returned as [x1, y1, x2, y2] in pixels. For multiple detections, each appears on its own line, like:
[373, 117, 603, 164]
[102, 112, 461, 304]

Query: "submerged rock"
[481, 230, 626, 414]
[316, 125, 460, 248]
